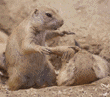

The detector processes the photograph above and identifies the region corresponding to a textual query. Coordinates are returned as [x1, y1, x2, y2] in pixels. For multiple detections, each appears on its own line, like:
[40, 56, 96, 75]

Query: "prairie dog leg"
[22, 30, 76, 55]
[46, 31, 75, 41]
[49, 46, 81, 62]
[21, 35, 52, 55]
[50, 46, 80, 55]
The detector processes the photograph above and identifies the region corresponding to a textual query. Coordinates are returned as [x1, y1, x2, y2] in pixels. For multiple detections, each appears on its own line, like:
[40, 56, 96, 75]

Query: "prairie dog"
[5, 6, 68, 91]
[57, 50, 110, 86]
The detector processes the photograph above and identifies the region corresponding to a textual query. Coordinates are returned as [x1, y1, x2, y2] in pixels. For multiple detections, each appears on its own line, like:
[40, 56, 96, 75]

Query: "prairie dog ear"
[34, 9, 38, 14]
[32, 9, 38, 17]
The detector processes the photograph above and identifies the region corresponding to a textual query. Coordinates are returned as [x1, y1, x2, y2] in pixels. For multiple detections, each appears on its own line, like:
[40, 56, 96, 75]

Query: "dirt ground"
[0, 77, 110, 97]
[0, 0, 110, 97]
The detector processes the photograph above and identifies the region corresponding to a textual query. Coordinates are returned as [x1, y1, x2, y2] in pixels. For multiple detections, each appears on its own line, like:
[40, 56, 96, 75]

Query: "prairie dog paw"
[59, 31, 75, 36]
[62, 31, 75, 35]
[61, 47, 76, 63]
[69, 46, 81, 52]
[39, 47, 52, 55]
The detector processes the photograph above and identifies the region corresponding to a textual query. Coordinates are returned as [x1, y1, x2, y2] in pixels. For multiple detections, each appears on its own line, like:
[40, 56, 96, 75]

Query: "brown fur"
[0, 31, 8, 71]
[0, 32, 8, 84]
[5, 6, 66, 91]
[57, 50, 110, 86]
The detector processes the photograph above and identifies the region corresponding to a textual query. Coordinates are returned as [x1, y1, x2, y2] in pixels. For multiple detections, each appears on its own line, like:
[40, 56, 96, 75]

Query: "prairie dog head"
[30, 7, 64, 31]
[92, 55, 110, 78]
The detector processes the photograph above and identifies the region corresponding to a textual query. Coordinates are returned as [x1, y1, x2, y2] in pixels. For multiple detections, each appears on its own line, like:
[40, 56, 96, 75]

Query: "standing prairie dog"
[5, 6, 77, 91]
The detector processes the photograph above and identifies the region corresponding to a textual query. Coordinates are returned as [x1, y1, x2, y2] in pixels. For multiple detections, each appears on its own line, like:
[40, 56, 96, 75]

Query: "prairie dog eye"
[45, 13, 52, 17]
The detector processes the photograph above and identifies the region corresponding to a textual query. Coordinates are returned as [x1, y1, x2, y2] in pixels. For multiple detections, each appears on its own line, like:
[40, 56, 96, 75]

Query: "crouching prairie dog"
[5, 6, 77, 91]
[57, 50, 110, 86]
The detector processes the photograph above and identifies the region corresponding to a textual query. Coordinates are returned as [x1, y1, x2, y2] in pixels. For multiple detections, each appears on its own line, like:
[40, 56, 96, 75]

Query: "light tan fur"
[5, 6, 74, 91]
[0, 31, 8, 83]
[57, 50, 110, 86]
[0, 44, 6, 70]
[0, 31, 8, 71]
[0, 31, 8, 44]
